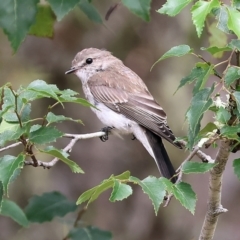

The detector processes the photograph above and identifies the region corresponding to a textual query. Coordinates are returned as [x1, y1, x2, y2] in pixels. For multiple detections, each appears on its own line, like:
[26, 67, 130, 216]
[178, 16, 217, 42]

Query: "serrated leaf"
[186, 86, 214, 149]
[151, 45, 192, 70]
[79, 0, 102, 23]
[46, 112, 83, 125]
[0, 0, 38, 52]
[27, 80, 61, 102]
[216, 107, 231, 124]
[48, 0, 79, 21]
[29, 125, 63, 144]
[129, 176, 165, 215]
[67, 226, 112, 240]
[1, 199, 29, 227]
[158, 0, 192, 17]
[220, 124, 240, 139]
[109, 180, 132, 201]
[0, 154, 25, 196]
[121, 0, 151, 21]
[77, 171, 131, 205]
[41, 146, 84, 173]
[233, 158, 240, 181]
[214, 6, 232, 34]
[172, 182, 196, 214]
[29, 4, 55, 37]
[25, 191, 77, 223]
[182, 162, 216, 174]
[228, 39, 240, 51]
[233, 91, 240, 115]
[191, 0, 220, 38]
[227, 7, 240, 39]
[224, 66, 240, 86]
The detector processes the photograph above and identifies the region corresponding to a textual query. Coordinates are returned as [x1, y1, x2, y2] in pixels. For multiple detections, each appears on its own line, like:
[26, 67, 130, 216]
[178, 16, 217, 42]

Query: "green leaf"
[29, 4, 55, 37]
[46, 112, 83, 125]
[233, 158, 240, 181]
[0, 183, 3, 210]
[158, 0, 192, 17]
[67, 226, 112, 240]
[214, 6, 232, 34]
[233, 91, 240, 115]
[121, 0, 151, 21]
[109, 180, 132, 201]
[48, 0, 79, 21]
[172, 182, 196, 214]
[198, 122, 218, 137]
[1, 199, 29, 227]
[227, 6, 240, 39]
[228, 39, 240, 51]
[29, 125, 63, 144]
[201, 46, 231, 56]
[191, 0, 220, 37]
[0, 0, 38, 52]
[27, 80, 61, 102]
[224, 66, 240, 86]
[151, 45, 192, 70]
[129, 176, 166, 215]
[182, 162, 216, 174]
[77, 171, 130, 205]
[216, 107, 231, 124]
[41, 146, 84, 173]
[186, 86, 214, 149]
[25, 191, 77, 223]
[79, 0, 102, 23]
[233, 0, 240, 9]
[220, 124, 240, 139]
[0, 154, 25, 195]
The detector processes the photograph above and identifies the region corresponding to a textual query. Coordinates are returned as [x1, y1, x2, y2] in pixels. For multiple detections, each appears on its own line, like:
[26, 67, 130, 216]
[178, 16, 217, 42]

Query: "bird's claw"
[100, 126, 112, 142]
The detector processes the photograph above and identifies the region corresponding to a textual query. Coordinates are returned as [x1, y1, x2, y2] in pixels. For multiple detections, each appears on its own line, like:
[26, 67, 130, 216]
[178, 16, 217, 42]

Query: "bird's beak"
[65, 67, 77, 75]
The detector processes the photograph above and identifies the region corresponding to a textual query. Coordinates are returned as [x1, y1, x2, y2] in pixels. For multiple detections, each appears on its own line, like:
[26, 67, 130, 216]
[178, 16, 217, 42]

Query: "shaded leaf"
[0, 0, 38, 52]
[48, 0, 79, 21]
[41, 146, 84, 173]
[46, 112, 83, 125]
[182, 162, 216, 174]
[224, 66, 240, 86]
[29, 125, 63, 144]
[216, 107, 231, 124]
[67, 226, 112, 240]
[29, 4, 55, 37]
[79, 0, 102, 23]
[121, 0, 151, 21]
[233, 91, 240, 115]
[186, 86, 214, 149]
[0, 154, 25, 195]
[199, 122, 218, 137]
[172, 182, 196, 214]
[25, 192, 77, 223]
[201, 46, 231, 55]
[191, 0, 220, 37]
[233, 158, 240, 181]
[228, 39, 240, 51]
[109, 180, 132, 201]
[214, 6, 232, 34]
[158, 0, 192, 17]
[129, 176, 166, 215]
[220, 124, 240, 139]
[1, 199, 29, 227]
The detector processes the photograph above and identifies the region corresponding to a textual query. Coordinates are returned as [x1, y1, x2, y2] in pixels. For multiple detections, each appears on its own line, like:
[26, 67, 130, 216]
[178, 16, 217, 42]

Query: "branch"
[199, 140, 230, 240]
[24, 131, 106, 168]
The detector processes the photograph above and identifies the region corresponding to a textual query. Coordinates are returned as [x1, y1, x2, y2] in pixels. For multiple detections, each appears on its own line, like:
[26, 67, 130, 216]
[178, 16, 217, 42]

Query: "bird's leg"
[131, 134, 136, 140]
[100, 126, 113, 142]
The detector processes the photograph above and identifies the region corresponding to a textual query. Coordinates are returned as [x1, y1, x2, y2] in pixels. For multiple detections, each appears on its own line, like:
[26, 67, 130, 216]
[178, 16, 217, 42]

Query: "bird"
[65, 48, 182, 182]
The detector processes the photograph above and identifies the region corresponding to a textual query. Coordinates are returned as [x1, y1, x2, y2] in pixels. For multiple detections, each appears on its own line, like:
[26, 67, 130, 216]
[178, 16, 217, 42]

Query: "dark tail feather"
[145, 129, 177, 183]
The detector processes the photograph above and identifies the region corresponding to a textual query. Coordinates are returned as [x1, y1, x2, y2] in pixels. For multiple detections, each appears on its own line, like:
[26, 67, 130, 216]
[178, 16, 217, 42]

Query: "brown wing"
[88, 69, 181, 148]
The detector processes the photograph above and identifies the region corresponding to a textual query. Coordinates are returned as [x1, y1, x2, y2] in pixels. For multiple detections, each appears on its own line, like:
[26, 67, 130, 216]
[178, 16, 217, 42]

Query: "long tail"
[145, 129, 177, 183]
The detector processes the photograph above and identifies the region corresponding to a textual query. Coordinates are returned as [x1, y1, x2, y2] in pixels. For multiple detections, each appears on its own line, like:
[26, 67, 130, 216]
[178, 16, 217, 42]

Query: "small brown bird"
[66, 48, 182, 181]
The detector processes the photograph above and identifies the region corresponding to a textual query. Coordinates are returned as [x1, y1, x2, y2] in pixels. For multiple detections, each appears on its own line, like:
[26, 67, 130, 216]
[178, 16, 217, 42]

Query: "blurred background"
[1, 0, 240, 239]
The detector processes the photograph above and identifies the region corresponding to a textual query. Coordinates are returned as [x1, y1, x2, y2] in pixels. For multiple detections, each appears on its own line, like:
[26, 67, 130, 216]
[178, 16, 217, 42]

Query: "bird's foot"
[100, 126, 112, 142]
[131, 134, 136, 140]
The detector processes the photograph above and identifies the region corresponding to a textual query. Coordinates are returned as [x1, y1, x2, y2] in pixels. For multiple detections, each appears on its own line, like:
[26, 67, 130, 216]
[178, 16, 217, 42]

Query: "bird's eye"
[86, 58, 93, 64]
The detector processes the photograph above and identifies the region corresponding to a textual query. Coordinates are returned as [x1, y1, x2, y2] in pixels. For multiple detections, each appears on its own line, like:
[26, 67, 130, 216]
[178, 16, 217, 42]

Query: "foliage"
[1, 0, 240, 239]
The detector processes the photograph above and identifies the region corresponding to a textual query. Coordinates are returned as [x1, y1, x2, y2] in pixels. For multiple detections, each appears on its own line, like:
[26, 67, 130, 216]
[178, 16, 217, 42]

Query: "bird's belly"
[92, 103, 135, 135]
